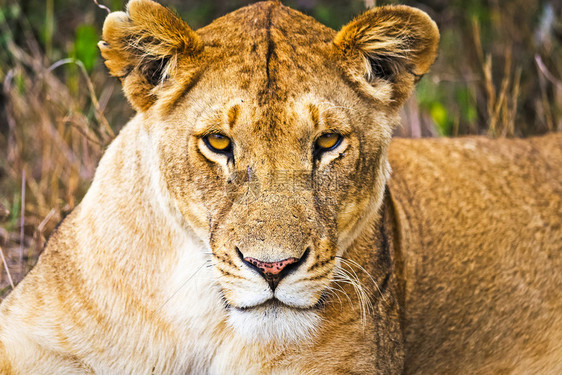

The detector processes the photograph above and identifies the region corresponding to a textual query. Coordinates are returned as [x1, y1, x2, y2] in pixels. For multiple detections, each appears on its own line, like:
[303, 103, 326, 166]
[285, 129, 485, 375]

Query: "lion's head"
[100, 0, 438, 342]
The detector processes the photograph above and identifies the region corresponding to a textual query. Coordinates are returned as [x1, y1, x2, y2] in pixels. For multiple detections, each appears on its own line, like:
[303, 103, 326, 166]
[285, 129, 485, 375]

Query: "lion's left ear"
[99, 0, 203, 112]
[334, 5, 439, 106]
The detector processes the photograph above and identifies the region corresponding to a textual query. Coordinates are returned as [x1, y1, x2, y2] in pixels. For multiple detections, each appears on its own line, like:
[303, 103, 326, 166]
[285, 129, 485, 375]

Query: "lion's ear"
[99, 0, 203, 111]
[334, 5, 439, 106]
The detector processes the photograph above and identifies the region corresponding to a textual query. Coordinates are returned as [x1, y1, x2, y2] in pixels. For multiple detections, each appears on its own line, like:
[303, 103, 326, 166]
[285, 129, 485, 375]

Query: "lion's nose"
[238, 248, 308, 290]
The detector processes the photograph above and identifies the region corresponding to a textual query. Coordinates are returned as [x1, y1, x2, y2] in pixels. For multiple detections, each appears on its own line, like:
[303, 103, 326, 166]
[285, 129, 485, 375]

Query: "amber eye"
[315, 133, 342, 152]
[204, 133, 232, 154]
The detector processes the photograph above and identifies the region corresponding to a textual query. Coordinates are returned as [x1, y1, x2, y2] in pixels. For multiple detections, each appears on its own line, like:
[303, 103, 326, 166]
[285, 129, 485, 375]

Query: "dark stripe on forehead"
[257, 2, 286, 106]
[265, 5, 275, 87]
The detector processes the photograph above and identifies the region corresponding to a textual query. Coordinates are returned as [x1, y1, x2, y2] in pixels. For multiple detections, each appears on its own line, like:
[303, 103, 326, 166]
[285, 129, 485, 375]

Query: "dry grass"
[472, 18, 522, 138]
[0, 2, 126, 298]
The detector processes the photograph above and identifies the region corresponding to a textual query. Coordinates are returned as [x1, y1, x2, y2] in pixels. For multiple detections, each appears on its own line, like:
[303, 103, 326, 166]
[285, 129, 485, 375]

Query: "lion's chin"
[226, 300, 321, 344]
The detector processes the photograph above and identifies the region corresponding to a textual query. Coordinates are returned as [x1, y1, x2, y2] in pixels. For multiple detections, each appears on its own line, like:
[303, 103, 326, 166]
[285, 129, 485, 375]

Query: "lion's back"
[388, 133, 562, 374]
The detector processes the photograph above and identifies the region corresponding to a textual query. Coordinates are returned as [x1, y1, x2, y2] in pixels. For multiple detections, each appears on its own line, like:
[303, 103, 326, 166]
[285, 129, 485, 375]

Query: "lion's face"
[161, 83, 393, 340]
[100, 0, 438, 341]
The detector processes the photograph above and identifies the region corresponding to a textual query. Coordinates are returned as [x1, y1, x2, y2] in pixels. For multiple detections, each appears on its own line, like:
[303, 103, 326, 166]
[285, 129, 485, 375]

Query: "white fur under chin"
[227, 303, 321, 345]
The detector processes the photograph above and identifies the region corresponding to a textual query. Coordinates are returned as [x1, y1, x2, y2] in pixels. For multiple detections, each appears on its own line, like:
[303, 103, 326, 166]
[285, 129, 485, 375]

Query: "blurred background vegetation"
[0, 0, 561, 297]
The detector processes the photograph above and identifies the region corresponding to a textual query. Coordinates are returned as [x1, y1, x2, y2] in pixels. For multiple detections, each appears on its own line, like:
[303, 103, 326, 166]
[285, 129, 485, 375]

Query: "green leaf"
[430, 102, 452, 136]
[455, 86, 477, 123]
[72, 25, 99, 73]
[111, 0, 125, 11]
[313, 6, 334, 28]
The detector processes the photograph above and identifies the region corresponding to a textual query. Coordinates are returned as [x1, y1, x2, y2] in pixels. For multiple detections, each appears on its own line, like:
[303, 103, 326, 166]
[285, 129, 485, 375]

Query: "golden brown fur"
[390, 134, 562, 374]
[0, 1, 560, 373]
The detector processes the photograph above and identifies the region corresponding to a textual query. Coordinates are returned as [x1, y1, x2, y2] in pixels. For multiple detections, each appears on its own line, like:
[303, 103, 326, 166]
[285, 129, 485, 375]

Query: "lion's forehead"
[195, 2, 336, 98]
[197, 2, 335, 50]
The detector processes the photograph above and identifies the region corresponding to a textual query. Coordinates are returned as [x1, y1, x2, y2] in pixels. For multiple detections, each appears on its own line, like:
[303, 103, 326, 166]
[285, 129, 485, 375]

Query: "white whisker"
[332, 263, 375, 329]
[337, 256, 386, 302]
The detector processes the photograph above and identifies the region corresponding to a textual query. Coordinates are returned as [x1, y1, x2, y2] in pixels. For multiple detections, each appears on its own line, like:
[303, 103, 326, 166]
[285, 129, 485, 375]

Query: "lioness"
[1, 0, 561, 373]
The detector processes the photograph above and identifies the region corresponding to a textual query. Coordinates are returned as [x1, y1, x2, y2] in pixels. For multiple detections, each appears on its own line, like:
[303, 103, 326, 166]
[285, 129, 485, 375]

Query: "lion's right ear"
[99, 0, 203, 112]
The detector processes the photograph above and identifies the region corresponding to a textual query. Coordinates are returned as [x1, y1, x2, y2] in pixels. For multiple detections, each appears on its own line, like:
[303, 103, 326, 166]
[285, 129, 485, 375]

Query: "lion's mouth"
[229, 297, 325, 312]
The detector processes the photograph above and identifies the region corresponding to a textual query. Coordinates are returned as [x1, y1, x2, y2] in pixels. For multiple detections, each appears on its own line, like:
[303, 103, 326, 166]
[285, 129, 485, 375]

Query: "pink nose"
[238, 248, 309, 290]
[243, 257, 299, 276]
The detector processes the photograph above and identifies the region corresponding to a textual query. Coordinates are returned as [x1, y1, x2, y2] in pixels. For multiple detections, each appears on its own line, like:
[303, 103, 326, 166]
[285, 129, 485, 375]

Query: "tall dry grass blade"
[489, 52, 511, 137]
[506, 68, 521, 137]
[48, 58, 115, 142]
[472, 17, 484, 66]
[482, 54, 496, 133]
[537, 75, 554, 132]
[535, 55, 561, 132]
[472, 13, 496, 128]
[31, 209, 59, 270]
[0, 245, 15, 290]
[25, 174, 48, 217]
[61, 115, 103, 146]
[19, 169, 26, 278]
[3, 70, 19, 166]
[36, 209, 57, 235]
[474, 20, 519, 138]
[535, 55, 562, 87]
